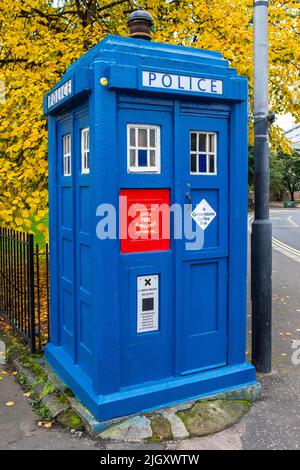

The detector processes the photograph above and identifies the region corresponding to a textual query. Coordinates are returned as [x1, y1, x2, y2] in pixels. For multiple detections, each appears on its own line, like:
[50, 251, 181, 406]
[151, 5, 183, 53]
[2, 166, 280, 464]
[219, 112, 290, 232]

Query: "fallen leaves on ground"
[37, 421, 52, 429]
[5, 401, 15, 407]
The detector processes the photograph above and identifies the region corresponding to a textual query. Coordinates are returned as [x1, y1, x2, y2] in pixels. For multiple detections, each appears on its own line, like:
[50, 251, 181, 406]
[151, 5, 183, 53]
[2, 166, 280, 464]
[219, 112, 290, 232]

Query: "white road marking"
[249, 211, 300, 263]
[288, 215, 299, 228]
[272, 237, 300, 256]
[272, 237, 300, 264]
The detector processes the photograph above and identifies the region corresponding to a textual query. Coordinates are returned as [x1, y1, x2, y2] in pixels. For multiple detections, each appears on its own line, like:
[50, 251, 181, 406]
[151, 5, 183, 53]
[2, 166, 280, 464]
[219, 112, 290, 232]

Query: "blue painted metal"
[44, 35, 257, 421]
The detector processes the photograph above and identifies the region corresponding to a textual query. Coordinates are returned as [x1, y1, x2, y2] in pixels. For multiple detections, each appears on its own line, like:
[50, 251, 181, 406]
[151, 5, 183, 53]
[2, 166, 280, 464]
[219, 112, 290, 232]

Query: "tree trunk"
[287, 182, 294, 202]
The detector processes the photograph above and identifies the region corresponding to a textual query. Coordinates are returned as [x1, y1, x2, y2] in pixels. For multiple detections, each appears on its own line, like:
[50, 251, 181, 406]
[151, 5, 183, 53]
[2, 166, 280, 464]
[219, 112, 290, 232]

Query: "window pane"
[127, 125, 160, 173]
[198, 154, 207, 173]
[150, 129, 156, 148]
[190, 133, 197, 151]
[149, 150, 156, 166]
[138, 128, 147, 147]
[130, 128, 135, 146]
[209, 134, 215, 152]
[209, 154, 215, 173]
[63, 135, 67, 155]
[138, 149, 147, 166]
[198, 134, 206, 152]
[86, 130, 89, 149]
[66, 135, 70, 154]
[130, 149, 136, 167]
[66, 156, 70, 175]
[190, 154, 197, 173]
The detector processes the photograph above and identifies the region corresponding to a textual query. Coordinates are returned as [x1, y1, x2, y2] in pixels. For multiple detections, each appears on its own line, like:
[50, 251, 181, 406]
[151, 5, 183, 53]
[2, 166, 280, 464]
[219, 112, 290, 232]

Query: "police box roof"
[44, 35, 244, 115]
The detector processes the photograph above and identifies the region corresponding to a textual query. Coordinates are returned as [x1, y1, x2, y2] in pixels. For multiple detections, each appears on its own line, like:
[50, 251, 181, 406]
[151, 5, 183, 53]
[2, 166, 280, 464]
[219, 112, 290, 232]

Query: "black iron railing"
[0, 227, 50, 353]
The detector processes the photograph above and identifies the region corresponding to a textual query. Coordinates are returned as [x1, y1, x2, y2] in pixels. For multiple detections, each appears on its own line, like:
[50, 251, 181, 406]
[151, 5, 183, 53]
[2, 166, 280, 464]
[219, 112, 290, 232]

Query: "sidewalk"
[0, 247, 299, 449]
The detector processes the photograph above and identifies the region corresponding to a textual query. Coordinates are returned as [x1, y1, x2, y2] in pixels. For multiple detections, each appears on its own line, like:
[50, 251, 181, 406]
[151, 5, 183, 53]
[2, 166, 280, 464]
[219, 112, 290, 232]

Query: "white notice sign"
[137, 275, 159, 333]
[191, 199, 216, 230]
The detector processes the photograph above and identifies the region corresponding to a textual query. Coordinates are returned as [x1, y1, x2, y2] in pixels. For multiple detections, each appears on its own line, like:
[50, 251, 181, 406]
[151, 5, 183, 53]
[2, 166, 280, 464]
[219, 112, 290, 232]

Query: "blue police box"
[44, 16, 257, 420]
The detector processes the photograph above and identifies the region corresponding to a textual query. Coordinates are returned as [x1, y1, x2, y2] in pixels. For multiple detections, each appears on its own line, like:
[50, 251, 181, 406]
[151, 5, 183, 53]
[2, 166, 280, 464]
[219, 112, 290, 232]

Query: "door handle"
[185, 191, 192, 206]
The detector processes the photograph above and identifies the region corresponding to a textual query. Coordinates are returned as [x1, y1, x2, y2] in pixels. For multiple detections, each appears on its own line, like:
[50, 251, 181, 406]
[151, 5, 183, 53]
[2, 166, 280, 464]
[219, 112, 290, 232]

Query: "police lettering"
[48, 80, 72, 109]
[143, 71, 223, 95]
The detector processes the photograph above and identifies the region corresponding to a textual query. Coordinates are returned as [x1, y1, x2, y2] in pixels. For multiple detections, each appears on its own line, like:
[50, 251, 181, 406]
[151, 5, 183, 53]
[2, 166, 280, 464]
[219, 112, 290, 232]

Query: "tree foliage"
[249, 146, 300, 200]
[0, 0, 299, 232]
[281, 153, 300, 201]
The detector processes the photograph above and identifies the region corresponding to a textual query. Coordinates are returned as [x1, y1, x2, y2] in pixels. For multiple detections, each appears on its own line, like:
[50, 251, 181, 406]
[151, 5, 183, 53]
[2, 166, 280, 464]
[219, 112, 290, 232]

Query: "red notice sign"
[120, 189, 170, 253]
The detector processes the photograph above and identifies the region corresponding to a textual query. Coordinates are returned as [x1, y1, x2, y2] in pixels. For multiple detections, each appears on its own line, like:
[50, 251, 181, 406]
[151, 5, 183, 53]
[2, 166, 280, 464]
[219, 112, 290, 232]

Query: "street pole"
[251, 0, 272, 373]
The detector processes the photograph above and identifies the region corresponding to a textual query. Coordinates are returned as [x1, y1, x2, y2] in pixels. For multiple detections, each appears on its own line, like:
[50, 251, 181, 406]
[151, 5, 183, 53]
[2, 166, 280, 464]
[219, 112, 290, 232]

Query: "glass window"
[190, 132, 217, 175]
[127, 125, 161, 173]
[63, 134, 71, 176]
[81, 127, 90, 174]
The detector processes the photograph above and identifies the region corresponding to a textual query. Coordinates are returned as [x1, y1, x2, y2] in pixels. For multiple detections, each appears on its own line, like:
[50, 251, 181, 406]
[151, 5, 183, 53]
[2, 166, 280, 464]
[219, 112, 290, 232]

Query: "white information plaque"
[137, 275, 159, 333]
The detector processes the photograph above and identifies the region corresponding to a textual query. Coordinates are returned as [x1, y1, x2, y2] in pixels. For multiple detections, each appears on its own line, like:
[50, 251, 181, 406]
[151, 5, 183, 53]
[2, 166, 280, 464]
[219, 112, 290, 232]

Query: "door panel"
[117, 98, 229, 383]
[57, 118, 75, 358]
[177, 112, 229, 374]
[180, 259, 227, 374]
[118, 99, 174, 387]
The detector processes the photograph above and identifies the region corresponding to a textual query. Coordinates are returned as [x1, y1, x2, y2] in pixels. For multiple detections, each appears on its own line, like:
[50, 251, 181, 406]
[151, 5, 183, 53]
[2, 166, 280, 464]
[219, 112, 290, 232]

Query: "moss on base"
[40, 381, 57, 399]
[148, 414, 173, 442]
[57, 409, 84, 431]
[177, 399, 251, 438]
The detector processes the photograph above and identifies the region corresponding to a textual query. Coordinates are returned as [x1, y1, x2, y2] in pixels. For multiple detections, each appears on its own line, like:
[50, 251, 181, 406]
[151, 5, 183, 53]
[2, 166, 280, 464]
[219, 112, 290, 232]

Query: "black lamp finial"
[128, 7, 154, 41]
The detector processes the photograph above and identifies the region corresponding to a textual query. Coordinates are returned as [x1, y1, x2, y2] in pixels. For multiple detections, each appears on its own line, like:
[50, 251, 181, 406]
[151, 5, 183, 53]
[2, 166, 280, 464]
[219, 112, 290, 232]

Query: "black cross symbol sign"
[145, 279, 151, 286]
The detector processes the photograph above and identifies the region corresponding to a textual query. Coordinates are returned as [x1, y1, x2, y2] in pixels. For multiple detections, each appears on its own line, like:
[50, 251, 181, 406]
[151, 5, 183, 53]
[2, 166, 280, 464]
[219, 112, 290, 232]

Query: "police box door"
[175, 109, 229, 375]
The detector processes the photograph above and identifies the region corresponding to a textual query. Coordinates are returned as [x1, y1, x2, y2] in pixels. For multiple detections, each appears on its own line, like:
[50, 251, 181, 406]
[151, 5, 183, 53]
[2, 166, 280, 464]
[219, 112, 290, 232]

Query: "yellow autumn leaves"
[0, 0, 299, 233]
[6, 401, 15, 407]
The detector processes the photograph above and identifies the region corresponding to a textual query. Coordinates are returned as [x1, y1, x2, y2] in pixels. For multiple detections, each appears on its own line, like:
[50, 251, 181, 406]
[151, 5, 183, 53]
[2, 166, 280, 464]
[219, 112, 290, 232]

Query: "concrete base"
[46, 343, 259, 437]
[45, 359, 261, 440]
[96, 383, 261, 441]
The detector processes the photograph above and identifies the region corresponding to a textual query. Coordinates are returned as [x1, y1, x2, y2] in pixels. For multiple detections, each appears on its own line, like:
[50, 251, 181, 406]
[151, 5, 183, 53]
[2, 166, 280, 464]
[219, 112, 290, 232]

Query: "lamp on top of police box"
[128, 7, 154, 41]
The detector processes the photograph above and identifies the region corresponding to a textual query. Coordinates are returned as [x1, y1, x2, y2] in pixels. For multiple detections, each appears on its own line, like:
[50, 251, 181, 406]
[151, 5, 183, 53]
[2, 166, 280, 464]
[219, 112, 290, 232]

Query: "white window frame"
[190, 131, 217, 175]
[63, 133, 71, 176]
[81, 127, 90, 174]
[127, 124, 161, 174]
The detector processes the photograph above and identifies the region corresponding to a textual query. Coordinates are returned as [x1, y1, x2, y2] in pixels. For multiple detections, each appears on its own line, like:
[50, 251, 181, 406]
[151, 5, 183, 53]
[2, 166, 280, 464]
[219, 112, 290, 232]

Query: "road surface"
[271, 209, 300, 263]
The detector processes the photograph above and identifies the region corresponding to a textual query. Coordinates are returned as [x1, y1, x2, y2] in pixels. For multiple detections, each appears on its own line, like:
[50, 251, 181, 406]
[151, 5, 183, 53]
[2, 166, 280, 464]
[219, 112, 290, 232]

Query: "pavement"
[0, 208, 299, 450]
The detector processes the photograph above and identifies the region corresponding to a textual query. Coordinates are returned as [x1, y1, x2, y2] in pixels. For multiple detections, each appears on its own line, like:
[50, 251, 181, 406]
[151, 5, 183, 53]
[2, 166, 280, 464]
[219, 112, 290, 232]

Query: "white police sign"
[48, 80, 72, 110]
[142, 71, 223, 95]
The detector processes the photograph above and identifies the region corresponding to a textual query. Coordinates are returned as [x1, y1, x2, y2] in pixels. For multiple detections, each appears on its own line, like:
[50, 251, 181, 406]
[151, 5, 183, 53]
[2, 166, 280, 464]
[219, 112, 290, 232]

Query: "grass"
[29, 213, 49, 248]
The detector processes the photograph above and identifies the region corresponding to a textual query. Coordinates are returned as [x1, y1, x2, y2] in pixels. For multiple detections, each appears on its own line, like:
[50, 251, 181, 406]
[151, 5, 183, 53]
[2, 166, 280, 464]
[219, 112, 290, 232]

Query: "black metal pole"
[251, 0, 272, 373]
